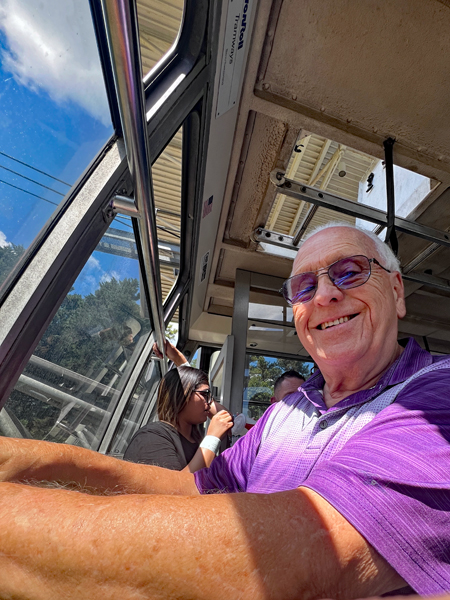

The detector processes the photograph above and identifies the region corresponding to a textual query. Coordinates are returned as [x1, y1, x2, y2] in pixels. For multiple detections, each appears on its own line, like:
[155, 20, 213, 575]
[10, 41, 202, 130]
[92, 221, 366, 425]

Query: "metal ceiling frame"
[253, 170, 450, 294]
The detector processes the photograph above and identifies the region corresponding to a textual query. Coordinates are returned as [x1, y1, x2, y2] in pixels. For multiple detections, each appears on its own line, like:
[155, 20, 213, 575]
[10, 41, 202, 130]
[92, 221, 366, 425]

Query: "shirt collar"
[300, 337, 433, 413]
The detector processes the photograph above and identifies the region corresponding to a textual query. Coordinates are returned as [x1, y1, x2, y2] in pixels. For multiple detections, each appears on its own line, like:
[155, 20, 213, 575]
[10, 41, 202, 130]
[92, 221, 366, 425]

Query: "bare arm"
[0, 483, 404, 600]
[356, 596, 448, 600]
[152, 339, 188, 367]
[0, 437, 198, 496]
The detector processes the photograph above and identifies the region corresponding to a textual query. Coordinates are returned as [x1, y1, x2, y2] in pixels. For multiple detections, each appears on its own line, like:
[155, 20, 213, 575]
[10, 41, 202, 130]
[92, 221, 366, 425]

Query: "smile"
[317, 313, 359, 330]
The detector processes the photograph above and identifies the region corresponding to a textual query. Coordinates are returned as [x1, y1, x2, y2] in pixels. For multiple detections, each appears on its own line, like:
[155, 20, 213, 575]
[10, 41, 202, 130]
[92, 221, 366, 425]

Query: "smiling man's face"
[291, 227, 406, 371]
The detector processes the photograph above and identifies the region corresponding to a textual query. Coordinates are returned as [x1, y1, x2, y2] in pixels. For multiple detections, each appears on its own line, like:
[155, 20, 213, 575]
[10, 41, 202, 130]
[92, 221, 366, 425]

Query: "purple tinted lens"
[329, 256, 370, 289]
[284, 272, 317, 304]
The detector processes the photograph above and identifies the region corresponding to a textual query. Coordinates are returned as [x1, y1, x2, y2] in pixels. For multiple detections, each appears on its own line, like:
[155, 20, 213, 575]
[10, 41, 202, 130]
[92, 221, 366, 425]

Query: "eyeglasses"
[195, 389, 212, 406]
[281, 255, 391, 305]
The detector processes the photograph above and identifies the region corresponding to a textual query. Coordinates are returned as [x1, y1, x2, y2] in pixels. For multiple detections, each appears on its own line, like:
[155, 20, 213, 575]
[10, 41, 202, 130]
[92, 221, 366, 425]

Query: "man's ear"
[391, 271, 406, 319]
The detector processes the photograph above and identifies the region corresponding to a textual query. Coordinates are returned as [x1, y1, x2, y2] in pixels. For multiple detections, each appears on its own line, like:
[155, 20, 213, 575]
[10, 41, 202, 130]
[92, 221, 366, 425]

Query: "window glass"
[153, 127, 182, 303]
[0, 216, 151, 450]
[104, 124, 184, 455]
[138, 0, 184, 76]
[248, 302, 293, 323]
[243, 354, 313, 425]
[0, 0, 114, 294]
[107, 357, 162, 458]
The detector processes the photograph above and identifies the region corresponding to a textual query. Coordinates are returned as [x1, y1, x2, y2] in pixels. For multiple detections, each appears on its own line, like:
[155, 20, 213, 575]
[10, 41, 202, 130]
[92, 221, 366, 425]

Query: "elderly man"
[0, 223, 449, 599]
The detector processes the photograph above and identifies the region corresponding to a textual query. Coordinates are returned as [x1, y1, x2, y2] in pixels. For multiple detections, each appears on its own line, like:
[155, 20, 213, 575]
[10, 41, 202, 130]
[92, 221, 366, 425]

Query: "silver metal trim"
[253, 227, 297, 250]
[101, 0, 167, 368]
[111, 194, 140, 219]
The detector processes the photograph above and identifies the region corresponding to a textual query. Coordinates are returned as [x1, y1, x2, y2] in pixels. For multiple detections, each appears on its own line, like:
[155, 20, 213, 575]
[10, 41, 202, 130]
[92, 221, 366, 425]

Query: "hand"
[207, 399, 226, 417]
[206, 410, 233, 440]
[152, 339, 188, 367]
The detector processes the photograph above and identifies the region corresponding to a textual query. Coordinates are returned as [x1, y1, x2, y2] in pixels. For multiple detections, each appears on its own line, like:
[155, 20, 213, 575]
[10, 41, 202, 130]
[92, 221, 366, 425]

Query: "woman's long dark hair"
[157, 367, 209, 443]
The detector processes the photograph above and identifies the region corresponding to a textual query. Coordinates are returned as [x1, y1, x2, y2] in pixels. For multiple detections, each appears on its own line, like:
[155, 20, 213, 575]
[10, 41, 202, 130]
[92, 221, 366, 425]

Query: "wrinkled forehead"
[292, 227, 377, 275]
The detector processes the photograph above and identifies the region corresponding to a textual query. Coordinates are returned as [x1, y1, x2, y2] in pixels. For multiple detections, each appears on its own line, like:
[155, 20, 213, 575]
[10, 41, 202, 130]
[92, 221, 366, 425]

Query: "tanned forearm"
[364, 597, 450, 600]
[0, 483, 404, 600]
[0, 437, 198, 495]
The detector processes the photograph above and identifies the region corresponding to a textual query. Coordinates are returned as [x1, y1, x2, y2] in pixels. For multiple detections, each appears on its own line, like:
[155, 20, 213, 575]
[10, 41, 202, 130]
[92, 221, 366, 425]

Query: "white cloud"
[0, 230, 11, 247]
[76, 255, 123, 295]
[0, 0, 111, 125]
[86, 255, 101, 271]
[100, 269, 120, 284]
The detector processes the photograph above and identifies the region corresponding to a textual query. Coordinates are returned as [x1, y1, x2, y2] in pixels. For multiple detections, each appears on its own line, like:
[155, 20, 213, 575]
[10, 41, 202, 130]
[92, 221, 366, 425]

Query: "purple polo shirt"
[194, 339, 450, 594]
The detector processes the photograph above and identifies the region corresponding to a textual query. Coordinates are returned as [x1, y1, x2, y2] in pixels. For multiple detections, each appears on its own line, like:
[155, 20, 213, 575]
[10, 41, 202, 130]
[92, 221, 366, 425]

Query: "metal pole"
[230, 270, 251, 416]
[100, 0, 166, 369]
[292, 205, 318, 246]
[383, 137, 398, 255]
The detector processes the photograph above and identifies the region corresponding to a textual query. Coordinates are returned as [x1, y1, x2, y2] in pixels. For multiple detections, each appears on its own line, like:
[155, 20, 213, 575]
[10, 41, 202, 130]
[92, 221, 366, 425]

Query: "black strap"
[383, 137, 398, 255]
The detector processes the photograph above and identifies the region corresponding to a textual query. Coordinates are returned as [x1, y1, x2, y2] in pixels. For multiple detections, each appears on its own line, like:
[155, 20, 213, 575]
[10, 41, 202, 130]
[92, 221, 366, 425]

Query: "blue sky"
[0, 0, 140, 296]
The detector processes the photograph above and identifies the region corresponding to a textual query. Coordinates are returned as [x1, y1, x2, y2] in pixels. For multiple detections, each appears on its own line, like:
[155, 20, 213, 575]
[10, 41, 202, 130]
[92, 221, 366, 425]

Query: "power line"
[0, 179, 58, 206]
[0, 151, 72, 187]
[156, 225, 180, 239]
[115, 218, 134, 229]
[0, 164, 65, 196]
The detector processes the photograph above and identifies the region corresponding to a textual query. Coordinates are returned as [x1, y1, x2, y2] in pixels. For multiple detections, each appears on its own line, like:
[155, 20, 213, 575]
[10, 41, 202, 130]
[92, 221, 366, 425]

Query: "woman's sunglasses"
[195, 389, 213, 406]
[281, 255, 391, 306]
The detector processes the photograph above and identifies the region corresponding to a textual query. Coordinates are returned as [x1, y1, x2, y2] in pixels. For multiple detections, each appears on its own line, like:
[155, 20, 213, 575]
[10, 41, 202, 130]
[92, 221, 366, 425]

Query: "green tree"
[274, 358, 311, 380]
[165, 322, 178, 344]
[247, 355, 311, 390]
[246, 355, 312, 421]
[5, 276, 151, 440]
[0, 242, 25, 286]
[248, 355, 283, 389]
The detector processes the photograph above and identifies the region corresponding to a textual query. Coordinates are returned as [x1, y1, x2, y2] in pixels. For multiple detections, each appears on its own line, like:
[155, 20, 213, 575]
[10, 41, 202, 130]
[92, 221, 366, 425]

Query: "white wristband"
[199, 435, 221, 456]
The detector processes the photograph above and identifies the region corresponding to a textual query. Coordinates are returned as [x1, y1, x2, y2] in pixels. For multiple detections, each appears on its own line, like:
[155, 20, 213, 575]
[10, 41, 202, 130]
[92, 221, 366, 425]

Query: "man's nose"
[313, 273, 344, 305]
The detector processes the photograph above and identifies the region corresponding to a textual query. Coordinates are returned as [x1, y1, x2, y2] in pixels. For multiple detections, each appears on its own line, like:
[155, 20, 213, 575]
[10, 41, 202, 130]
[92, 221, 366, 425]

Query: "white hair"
[303, 221, 401, 273]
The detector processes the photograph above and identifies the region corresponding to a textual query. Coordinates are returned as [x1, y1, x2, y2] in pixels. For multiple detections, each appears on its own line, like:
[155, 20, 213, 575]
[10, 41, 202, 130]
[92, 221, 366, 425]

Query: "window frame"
[0, 0, 222, 454]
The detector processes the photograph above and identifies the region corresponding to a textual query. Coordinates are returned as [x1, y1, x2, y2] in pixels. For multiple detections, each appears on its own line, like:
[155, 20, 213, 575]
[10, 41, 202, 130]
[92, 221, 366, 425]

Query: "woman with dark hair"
[123, 366, 233, 472]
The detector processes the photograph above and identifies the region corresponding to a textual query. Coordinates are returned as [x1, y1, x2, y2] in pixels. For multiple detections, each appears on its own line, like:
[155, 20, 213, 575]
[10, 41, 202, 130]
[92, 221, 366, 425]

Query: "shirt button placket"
[319, 420, 328, 430]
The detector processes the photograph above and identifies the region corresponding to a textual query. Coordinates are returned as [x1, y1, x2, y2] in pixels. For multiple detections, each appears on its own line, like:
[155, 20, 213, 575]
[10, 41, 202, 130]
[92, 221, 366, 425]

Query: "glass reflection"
[108, 358, 162, 458]
[0, 0, 113, 294]
[1, 217, 150, 449]
[138, 0, 184, 76]
[242, 353, 313, 425]
[153, 127, 182, 302]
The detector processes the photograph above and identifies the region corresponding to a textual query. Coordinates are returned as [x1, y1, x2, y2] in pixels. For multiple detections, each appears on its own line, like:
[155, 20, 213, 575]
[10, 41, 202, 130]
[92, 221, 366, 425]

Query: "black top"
[123, 421, 199, 471]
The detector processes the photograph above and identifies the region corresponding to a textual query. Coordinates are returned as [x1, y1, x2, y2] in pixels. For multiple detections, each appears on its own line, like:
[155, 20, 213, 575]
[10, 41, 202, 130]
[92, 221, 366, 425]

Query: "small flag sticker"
[202, 195, 213, 218]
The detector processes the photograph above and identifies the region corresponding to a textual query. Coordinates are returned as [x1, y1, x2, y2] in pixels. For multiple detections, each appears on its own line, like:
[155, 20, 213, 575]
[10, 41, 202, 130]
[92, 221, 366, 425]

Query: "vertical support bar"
[100, 0, 166, 370]
[230, 270, 251, 416]
[383, 137, 398, 255]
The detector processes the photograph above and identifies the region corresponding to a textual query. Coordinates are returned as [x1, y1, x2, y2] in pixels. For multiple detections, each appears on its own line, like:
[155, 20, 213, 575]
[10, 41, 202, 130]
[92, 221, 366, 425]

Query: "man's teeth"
[320, 315, 351, 330]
